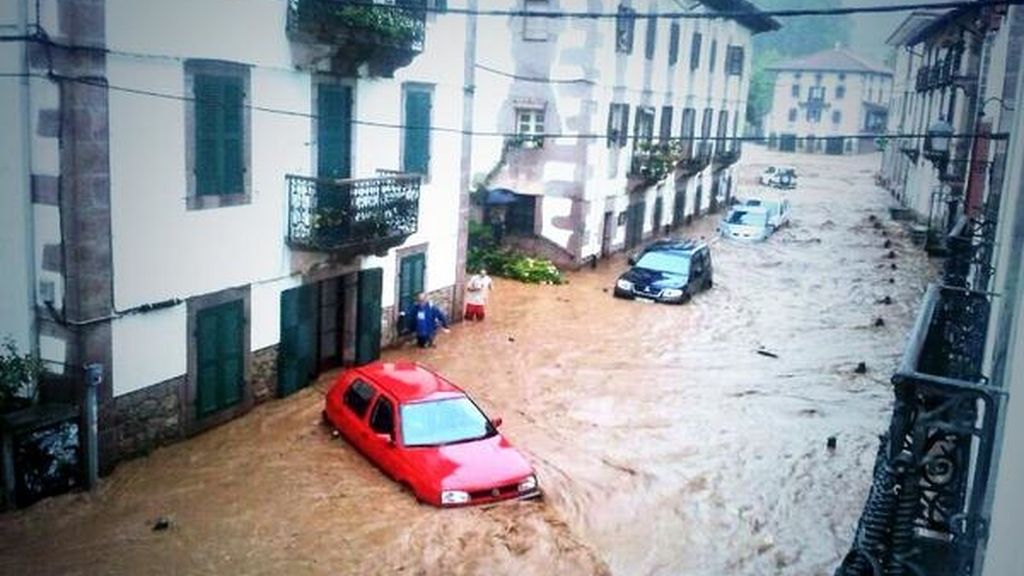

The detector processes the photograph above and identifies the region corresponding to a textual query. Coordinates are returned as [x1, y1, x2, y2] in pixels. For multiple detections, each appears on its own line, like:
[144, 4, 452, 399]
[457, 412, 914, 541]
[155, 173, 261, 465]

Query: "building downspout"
[19, 0, 38, 356]
[454, 0, 478, 322]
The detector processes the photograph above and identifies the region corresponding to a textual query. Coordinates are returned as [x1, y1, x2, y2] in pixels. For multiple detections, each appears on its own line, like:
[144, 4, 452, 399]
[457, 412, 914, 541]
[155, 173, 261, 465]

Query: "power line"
[272, 0, 1023, 19]
[1, 67, 1004, 144]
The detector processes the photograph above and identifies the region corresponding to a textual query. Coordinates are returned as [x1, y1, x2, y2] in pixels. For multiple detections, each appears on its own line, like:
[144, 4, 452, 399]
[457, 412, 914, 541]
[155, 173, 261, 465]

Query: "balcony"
[712, 143, 741, 171]
[286, 0, 426, 77]
[628, 142, 675, 185]
[677, 141, 712, 176]
[836, 220, 1000, 576]
[797, 97, 830, 110]
[286, 173, 420, 258]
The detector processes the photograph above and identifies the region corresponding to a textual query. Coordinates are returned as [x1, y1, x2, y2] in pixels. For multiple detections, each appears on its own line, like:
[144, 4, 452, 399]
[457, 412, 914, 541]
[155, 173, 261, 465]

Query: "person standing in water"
[401, 293, 450, 348]
[464, 269, 493, 321]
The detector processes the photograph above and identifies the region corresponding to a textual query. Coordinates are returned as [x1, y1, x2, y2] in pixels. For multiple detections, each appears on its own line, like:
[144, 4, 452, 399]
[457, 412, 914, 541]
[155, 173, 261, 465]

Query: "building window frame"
[689, 32, 702, 71]
[725, 45, 744, 76]
[401, 82, 434, 179]
[644, 15, 657, 60]
[791, 84, 800, 98]
[615, 5, 636, 54]
[184, 59, 252, 211]
[708, 39, 718, 74]
[608, 102, 630, 148]
[788, 108, 797, 122]
[832, 110, 842, 124]
[522, 0, 549, 42]
[836, 84, 846, 99]
[668, 21, 680, 66]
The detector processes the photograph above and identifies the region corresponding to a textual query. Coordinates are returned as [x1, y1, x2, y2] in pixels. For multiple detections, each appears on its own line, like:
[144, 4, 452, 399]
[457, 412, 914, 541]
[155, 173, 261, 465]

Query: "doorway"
[601, 211, 615, 257]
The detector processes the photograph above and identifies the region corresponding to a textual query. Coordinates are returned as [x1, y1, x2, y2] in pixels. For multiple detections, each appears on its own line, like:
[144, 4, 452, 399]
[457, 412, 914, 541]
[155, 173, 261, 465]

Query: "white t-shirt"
[465, 274, 492, 306]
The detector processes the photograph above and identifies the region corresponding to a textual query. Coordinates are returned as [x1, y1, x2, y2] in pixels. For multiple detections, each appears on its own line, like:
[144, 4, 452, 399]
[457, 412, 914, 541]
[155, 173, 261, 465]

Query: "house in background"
[764, 46, 893, 155]
[0, 0, 471, 471]
[470, 0, 779, 268]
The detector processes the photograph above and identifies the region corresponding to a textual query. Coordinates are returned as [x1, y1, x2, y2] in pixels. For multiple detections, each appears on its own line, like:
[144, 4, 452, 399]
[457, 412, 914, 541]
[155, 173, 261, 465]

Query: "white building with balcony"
[764, 47, 892, 155]
[0, 0, 471, 471]
[469, 0, 779, 267]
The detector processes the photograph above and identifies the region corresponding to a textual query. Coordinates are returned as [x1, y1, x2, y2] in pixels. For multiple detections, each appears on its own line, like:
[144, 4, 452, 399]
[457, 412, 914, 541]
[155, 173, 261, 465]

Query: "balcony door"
[317, 84, 352, 180]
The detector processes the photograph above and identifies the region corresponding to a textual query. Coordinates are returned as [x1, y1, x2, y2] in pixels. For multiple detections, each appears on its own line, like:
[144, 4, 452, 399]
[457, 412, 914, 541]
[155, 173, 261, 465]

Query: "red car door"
[335, 378, 378, 453]
[364, 395, 401, 479]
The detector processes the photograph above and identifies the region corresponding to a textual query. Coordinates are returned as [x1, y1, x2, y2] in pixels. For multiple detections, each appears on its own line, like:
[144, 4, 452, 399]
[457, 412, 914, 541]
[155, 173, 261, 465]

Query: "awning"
[483, 188, 521, 205]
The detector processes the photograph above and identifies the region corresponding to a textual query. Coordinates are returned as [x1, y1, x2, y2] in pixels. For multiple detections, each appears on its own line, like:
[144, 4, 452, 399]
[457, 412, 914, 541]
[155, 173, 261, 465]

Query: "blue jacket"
[403, 302, 449, 338]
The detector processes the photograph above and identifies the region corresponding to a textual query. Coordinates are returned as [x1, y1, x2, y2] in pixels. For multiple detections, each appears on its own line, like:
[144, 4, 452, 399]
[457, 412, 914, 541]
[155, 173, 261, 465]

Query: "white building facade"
[764, 47, 892, 155]
[0, 0, 473, 469]
[470, 0, 778, 266]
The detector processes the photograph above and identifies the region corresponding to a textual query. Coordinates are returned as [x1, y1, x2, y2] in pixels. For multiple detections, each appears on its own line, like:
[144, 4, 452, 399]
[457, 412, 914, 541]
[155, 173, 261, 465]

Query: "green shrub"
[0, 337, 43, 413]
[467, 221, 564, 284]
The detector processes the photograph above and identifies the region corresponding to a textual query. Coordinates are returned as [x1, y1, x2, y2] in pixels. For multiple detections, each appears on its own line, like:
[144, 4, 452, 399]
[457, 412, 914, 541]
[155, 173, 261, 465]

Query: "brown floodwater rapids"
[0, 147, 937, 576]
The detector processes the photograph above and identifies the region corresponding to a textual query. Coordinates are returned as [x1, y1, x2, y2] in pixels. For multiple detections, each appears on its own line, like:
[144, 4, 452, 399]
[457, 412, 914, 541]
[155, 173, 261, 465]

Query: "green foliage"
[298, 2, 423, 44]
[0, 337, 43, 413]
[467, 221, 564, 285]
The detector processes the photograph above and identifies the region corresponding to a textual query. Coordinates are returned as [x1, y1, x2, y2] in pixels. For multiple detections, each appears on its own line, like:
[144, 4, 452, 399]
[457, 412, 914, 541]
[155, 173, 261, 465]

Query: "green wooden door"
[278, 284, 317, 397]
[317, 84, 352, 180]
[356, 268, 383, 366]
[398, 253, 425, 315]
[403, 89, 431, 175]
[196, 300, 244, 418]
[625, 202, 646, 249]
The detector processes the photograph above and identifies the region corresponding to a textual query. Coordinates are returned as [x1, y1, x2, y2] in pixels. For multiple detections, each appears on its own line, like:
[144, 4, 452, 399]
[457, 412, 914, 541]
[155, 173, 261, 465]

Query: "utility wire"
[0, 71, 1003, 142]
[263, 0, 1024, 19]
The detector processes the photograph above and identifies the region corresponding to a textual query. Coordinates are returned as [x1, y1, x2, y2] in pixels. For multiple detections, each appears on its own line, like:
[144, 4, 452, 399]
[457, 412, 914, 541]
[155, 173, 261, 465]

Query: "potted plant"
[0, 338, 43, 415]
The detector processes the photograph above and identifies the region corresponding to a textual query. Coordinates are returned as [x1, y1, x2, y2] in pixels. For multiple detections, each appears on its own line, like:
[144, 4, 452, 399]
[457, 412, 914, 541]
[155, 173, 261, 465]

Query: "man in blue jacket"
[401, 293, 450, 348]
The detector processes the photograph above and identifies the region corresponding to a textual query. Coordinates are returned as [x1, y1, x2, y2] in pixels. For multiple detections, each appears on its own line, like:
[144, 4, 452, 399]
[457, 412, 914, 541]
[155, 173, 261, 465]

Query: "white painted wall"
[0, 2, 34, 352]
[101, 0, 467, 395]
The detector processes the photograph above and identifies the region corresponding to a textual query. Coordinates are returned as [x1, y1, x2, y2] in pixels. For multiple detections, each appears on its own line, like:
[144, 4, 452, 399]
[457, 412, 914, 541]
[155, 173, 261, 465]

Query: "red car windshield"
[400, 397, 493, 447]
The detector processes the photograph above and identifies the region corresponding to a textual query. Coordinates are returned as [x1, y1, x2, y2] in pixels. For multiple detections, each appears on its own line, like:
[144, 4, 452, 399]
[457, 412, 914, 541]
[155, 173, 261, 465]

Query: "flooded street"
[0, 147, 935, 576]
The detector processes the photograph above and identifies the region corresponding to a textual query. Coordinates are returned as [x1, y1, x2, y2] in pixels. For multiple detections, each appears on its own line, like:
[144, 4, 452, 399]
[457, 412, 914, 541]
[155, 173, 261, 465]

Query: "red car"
[323, 361, 540, 507]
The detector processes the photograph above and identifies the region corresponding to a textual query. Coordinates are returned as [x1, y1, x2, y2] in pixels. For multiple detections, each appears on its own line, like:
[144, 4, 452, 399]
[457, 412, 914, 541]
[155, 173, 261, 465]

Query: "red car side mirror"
[491, 417, 503, 429]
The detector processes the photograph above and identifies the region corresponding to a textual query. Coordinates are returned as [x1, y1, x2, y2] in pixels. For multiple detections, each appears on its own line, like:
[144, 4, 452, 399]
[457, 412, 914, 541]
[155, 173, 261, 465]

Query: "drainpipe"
[83, 363, 101, 490]
[18, 0, 39, 357]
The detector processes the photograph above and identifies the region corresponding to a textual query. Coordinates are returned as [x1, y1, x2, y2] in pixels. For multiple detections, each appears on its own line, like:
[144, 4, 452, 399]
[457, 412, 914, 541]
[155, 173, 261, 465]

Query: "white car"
[743, 198, 791, 230]
[719, 206, 772, 242]
[759, 166, 797, 189]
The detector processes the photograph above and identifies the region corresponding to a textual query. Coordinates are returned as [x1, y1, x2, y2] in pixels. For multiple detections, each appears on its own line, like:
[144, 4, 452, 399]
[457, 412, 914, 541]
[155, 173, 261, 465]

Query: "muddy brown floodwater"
[0, 147, 935, 576]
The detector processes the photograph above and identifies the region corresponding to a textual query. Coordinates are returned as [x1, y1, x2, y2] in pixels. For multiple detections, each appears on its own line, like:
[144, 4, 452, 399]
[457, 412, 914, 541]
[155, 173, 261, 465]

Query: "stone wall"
[251, 346, 278, 403]
[112, 376, 184, 459]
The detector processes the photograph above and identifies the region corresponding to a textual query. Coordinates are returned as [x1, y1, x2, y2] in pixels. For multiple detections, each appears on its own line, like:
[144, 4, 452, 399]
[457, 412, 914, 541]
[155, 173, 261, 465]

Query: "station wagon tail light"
[518, 475, 538, 493]
[441, 490, 470, 505]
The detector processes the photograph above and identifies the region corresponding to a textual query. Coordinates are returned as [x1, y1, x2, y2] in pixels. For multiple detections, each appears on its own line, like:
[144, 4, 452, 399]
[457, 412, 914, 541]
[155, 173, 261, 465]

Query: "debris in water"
[873, 317, 886, 327]
[868, 214, 877, 222]
[152, 517, 172, 532]
[508, 336, 516, 343]
[854, 362, 868, 374]
[827, 436, 837, 451]
[889, 278, 896, 284]
[891, 263, 898, 270]
[756, 349, 779, 359]
[883, 239, 892, 248]
[602, 287, 609, 293]
[885, 250, 897, 259]
[876, 295, 893, 305]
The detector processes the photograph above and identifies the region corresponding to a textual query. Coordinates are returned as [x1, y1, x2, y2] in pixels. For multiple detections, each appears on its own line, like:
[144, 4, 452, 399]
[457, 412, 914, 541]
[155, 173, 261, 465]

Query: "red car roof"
[353, 361, 463, 403]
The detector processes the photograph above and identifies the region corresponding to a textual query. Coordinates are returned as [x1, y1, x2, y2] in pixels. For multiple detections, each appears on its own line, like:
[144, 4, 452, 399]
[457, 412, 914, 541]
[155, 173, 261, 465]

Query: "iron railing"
[286, 173, 420, 256]
[713, 141, 741, 171]
[837, 216, 1002, 576]
[677, 141, 712, 176]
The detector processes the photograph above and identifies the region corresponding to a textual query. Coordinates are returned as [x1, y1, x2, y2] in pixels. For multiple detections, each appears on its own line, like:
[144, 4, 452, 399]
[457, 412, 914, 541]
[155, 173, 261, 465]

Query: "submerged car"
[743, 197, 791, 230]
[613, 239, 713, 304]
[720, 206, 772, 242]
[759, 166, 797, 189]
[323, 361, 540, 507]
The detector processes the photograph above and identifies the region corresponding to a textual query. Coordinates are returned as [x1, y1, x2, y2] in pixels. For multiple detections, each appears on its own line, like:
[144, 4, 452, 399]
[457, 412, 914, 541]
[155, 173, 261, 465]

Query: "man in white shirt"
[464, 269, 493, 321]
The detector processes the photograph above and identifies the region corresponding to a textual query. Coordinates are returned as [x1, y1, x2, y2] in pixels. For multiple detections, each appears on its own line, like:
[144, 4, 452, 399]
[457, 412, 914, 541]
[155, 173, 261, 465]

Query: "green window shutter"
[194, 74, 221, 197]
[356, 268, 383, 366]
[398, 253, 425, 314]
[317, 84, 352, 180]
[403, 89, 431, 175]
[196, 309, 220, 417]
[221, 77, 244, 195]
[218, 300, 244, 407]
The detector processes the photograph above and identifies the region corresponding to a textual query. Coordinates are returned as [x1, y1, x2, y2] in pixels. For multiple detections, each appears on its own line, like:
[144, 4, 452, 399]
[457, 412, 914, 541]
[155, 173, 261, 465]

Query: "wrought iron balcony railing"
[837, 218, 1002, 576]
[286, 0, 426, 76]
[677, 141, 712, 176]
[629, 142, 674, 185]
[286, 173, 420, 257]
[712, 142, 741, 171]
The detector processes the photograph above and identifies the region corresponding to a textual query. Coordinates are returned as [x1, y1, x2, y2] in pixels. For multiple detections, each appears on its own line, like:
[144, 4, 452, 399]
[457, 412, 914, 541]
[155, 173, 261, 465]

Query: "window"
[838, 72, 846, 81]
[506, 196, 536, 235]
[867, 87, 874, 101]
[700, 107, 714, 141]
[402, 84, 432, 175]
[788, 108, 797, 122]
[792, 84, 800, 98]
[668, 21, 680, 65]
[369, 397, 395, 436]
[634, 106, 655, 145]
[516, 108, 545, 136]
[659, 106, 673, 143]
[726, 45, 744, 76]
[836, 85, 846, 99]
[715, 110, 728, 153]
[680, 107, 696, 156]
[644, 16, 656, 59]
[708, 40, 717, 73]
[806, 108, 822, 123]
[317, 83, 352, 180]
[187, 60, 250, 208]
[832, 110, 842, 124]
[794, 72, 802, 80]
[690, 32, 702, 70]
[815, 72, 823, 83]
[615, 5, 636, 54]
[607, 103, 630, 147]
[808, 86, 825, 101]
[343, 379, 376, 418]
[523, 0, 548, 41]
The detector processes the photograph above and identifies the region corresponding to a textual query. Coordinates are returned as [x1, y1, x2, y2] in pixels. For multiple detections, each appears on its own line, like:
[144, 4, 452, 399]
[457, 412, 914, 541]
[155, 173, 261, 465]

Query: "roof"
[904, 5, 981, 46]
[886, 11, 941, 46]
[700, 0, 781, 34]
[767, 47, 892, 76]
[645, 238, 706, 253]
[356, 362, 462, 403]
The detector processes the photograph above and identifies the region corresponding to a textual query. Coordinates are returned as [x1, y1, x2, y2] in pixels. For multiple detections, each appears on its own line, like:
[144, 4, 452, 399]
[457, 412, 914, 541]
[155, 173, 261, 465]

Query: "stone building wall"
[112, 376, 184, 459]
